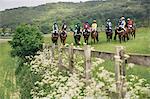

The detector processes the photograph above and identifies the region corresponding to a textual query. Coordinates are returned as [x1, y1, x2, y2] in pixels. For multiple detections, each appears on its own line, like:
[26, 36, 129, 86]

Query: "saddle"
[60, 31, 67, 37]
[52, 32, 59, 37]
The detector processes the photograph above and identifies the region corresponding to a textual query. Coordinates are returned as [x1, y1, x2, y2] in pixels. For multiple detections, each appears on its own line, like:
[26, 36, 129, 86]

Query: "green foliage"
[0, 0, 149, 30]
[9, 24, 43, 58]
[40, 24, 51, 34]
[16, 62, 41, 99]
[0, 42, 19, 99]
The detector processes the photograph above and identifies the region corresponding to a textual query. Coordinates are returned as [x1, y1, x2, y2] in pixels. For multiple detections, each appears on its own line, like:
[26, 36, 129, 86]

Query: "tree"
[9, 24, 43, 58]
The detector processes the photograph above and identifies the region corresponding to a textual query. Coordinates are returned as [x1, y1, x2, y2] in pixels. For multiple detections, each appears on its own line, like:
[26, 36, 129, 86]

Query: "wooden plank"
[84, 45, 91, 82]
[46, 44, 150, 66]
[68, 43, 74, 73]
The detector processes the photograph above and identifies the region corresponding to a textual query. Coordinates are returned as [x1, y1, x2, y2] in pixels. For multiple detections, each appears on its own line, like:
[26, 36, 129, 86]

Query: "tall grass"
[0, 42, 19, 99]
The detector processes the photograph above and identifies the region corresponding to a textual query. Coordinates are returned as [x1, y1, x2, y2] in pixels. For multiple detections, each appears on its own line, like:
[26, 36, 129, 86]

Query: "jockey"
[74, 24, 81, 36]
[119, 16, 126, 31]
[91, 19, 98, 32]
[91, 19, 99, 41]
[62, 22, 67, 32]
[52, 22, 59, 33]
[83, 21, 91, 32]
[127, 18, 133, 29]
[106, 19, 112, 32]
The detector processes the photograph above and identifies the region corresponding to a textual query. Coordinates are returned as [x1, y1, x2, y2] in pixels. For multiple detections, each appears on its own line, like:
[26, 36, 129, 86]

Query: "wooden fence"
[43, 43, 149, 99]
[44, 44, 150, 67]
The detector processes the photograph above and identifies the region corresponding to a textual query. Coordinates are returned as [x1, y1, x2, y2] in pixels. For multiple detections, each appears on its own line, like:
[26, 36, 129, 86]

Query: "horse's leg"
[56, 39, 58, 45]
[134, 31, 135, 39]
[106, 34, 109, 42]
[84, 37, 86, 44]
[96, 34, 98, 42]
[110, 34, 112, 41]
[87, 36, 89, 45]
[78, 36, 80, 45]
[119, 35, 121, 43]
[114, 31, 117, 40]
[108, 35, 110, 42]
[132, 30, 135, 39]
[74, 36, 77, 45]
[127, 34, 129, 41]
[63, 39, 65, 45]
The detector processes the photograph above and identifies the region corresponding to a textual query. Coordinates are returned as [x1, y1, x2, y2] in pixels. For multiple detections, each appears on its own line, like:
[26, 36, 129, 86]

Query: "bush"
[40, 24, 51, 34]
[9, 24, 43, 58]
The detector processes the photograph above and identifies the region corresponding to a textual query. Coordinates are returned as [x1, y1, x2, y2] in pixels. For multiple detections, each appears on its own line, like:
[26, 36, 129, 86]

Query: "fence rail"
[45, 44, 150, 67]
[74, 49, 150, 67]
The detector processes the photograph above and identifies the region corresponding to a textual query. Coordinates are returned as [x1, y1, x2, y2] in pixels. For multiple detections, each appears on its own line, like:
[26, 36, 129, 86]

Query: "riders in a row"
[52, 16, 134, 34]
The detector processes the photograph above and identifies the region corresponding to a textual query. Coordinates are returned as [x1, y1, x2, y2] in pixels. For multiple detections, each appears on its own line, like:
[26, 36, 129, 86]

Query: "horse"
[74, 31, 82, 45]
[127, 26, 136, 39]
[51, 32, 59, 45]
[60, 30, 67, 45]
[132, 27, 136, 39]
[91, 30, 99, 44]
[83, 29, 90, 44]
[105, 29, 113, 42]
[115, 27, 129, 43]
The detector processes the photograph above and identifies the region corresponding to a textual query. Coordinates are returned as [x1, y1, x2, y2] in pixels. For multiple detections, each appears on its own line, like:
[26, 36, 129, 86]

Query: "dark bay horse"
[51, 32, 59, 45]
[105, 29, 113, 42]
[83, 29, 90, 44]
[91, 30, 99, 44]
[74, 32, 82, 45]
[60, 30, 67, 45]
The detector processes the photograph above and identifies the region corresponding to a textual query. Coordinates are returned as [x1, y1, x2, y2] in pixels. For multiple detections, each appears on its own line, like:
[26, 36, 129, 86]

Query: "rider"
[73, 23, 81, 44]
[74, 23, 81, 36]
[118, 16, 126, 31]
[91, 19, 98, 32]
[83, 21, 91, 33]
[127, 18, 133, 29]
[52, 22, 59, 33]
[106, 19, 112, 32]
[62, 22, 67, 32]
[91, 19, 99, 41]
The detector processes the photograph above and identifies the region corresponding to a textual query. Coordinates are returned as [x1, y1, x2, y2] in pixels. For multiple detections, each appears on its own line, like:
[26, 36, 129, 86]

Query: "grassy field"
[0, 42, 19, 99]
[45, 27, 150, 54]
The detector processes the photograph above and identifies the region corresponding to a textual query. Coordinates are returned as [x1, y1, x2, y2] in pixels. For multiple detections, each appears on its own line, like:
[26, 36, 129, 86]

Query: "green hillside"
[0, 0, 149, 32]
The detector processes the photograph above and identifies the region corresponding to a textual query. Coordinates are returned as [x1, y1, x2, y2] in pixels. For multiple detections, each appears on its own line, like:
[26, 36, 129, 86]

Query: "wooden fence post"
[114, 46, 130, 99]
[51, 43, 55, 63]
[58, 46, 62, 68]
[43, 43, 46, 49]
[114, 46, 124, 99]
[84, 44, 91, 83]
[69, 43, 74, 73]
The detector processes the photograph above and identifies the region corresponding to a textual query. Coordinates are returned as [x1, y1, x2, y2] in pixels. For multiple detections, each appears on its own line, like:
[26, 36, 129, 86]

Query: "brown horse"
[115, 27, 129, 43]
[91, 30, 99, 44]
[105, 29, 113, 42]
[51, 32, 59, 45]
[60, 30, 67, 45]
[127, 26, 136, 39]
[83, 29, 90, 44]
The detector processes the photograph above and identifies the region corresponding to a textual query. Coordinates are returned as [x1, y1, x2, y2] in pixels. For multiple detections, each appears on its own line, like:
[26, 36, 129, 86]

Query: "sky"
[0, 0, 90, 11]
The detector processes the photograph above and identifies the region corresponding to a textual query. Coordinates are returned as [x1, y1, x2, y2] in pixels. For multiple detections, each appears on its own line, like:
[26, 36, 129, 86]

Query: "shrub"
[9, 24, 43, 58]
[40, 24, 51, 34]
